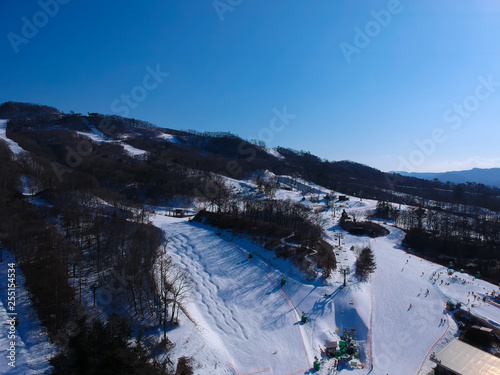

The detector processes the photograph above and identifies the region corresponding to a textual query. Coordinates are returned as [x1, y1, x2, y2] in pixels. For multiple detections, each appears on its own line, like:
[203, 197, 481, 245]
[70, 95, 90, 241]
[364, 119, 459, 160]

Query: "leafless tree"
[166, 267, 192, 324]
[201, 174, 232, 213]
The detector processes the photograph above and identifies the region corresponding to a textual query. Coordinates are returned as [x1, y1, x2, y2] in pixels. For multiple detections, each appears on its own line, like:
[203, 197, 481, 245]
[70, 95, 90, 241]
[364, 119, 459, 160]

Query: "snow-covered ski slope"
[0, 120, 26, 155]
[0, 251, 55, 374]
[152, 177, 500, 374]
[76, 119, 148, 157]
[153, 216, 316, 374]
[157, 132, 180, 143]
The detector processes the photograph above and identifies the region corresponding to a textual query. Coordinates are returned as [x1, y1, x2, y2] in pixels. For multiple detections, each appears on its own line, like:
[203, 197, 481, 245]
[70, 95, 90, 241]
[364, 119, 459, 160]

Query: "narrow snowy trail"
[0, 119, 26, 155]
[0, 251, 54, 374]
[76, 131, 148, 157]
[156, 218, 313, 375]
[368, 228, 449, 375]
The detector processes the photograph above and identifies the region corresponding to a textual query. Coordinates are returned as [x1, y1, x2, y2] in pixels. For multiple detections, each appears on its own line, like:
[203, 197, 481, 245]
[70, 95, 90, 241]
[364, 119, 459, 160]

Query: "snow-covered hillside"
[0, 251, 55, 374]
[265, 148, 285, 159]
[0, 120, 26, 155]
[150, 177, 500, 375]
[157, 132, 180, 143]
[77, 120, 148, 157]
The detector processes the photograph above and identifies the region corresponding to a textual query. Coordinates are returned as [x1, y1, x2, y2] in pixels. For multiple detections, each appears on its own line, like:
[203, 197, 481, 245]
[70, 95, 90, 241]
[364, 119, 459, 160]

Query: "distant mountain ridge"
[3, 101, 500, 212]
[396, 168, 500, 188]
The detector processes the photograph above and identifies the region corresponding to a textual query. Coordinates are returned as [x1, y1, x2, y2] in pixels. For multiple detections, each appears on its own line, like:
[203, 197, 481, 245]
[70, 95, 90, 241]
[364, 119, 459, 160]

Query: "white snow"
[83, 121, 111, 141]
[0, 250, 55, 374]
[119, 142, 148, 157]
[19, 175, 43, 196]
[265, 148, 285, 159]
[149, 176, 500, 374]
[157, 133, 180, 143]
[0, 120, 26, 155]
[152, 217, 314, 374]
[76, 131, 104, 144]
[76, 130, 148, 158]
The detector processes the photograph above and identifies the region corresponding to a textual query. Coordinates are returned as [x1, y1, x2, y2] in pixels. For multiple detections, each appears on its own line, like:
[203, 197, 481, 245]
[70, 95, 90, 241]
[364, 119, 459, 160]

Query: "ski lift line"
[349, 289, 373, 370]
[415, 300, 450, 375]
[366, 291, 375, 372]
[268, 272, 311, 364]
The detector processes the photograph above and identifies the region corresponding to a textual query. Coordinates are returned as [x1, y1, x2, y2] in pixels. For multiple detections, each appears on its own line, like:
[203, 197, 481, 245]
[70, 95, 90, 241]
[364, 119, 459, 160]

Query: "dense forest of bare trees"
[371, 201, 500, 283]
[0, 115, 195, 373]
[192, 174, 334, 276]
[2, 101, 500, 373]
[196, 174, 325, 248]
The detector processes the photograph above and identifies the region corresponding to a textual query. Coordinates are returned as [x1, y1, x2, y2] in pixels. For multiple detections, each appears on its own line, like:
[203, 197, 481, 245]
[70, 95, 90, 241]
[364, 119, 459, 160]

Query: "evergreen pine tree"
[355, 246, 376, 281]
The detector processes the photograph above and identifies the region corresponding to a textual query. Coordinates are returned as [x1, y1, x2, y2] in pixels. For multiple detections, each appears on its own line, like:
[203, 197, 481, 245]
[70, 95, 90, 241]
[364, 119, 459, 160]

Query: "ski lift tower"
[334, 232, 344, 247]
[329, 192, 336, 217]
[342, 327, 356, 341]
[339, 266, 350, 287]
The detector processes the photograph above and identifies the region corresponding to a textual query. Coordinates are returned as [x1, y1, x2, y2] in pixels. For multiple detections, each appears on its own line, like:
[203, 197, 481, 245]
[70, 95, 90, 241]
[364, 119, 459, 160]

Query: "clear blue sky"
[2, 0, 500, 172]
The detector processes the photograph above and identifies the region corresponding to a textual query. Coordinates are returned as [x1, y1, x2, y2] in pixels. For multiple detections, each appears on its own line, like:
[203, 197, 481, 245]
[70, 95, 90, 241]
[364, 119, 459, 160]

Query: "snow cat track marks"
[179, 304, 200, 329]
[227, 362, 271, 375]
[164, 225, 314, 373]
[366, 291, 374, 371]
[170, 234, 250, 340]
[284, 369, 311, 375]
[202, 232, 312, 371]
[226, 240, 314, 369]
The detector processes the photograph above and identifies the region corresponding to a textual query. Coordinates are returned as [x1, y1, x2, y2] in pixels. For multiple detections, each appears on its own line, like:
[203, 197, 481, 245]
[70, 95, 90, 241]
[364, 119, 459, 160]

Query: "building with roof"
[430, 338, 500, 375]
[324, 341, 337, 357]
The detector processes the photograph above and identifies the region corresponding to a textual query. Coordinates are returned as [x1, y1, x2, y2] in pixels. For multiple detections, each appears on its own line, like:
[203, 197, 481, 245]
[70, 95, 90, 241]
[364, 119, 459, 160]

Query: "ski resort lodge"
[430, 339, 500, 375]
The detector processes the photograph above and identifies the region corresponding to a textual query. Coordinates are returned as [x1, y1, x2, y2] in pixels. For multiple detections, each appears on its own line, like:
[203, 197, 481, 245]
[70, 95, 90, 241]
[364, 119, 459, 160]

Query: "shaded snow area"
[76, 124, 148, 157]
[0, 120, 26, 155]
[119, 142, 148, 157]
[0, 251, 55, 374]
[75, 131, 104, 144]
[150, 179, 500, 374]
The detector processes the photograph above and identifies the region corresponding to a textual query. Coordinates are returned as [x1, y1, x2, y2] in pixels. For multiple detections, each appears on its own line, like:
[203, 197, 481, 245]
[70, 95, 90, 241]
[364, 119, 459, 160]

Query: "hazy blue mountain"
[396, 168, 500, 188]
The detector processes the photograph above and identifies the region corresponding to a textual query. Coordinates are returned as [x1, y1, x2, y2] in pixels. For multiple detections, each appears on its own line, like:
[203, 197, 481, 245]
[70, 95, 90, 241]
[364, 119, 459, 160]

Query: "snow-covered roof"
[325, 341, 337, 348]
[431, 339, 500, 375]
